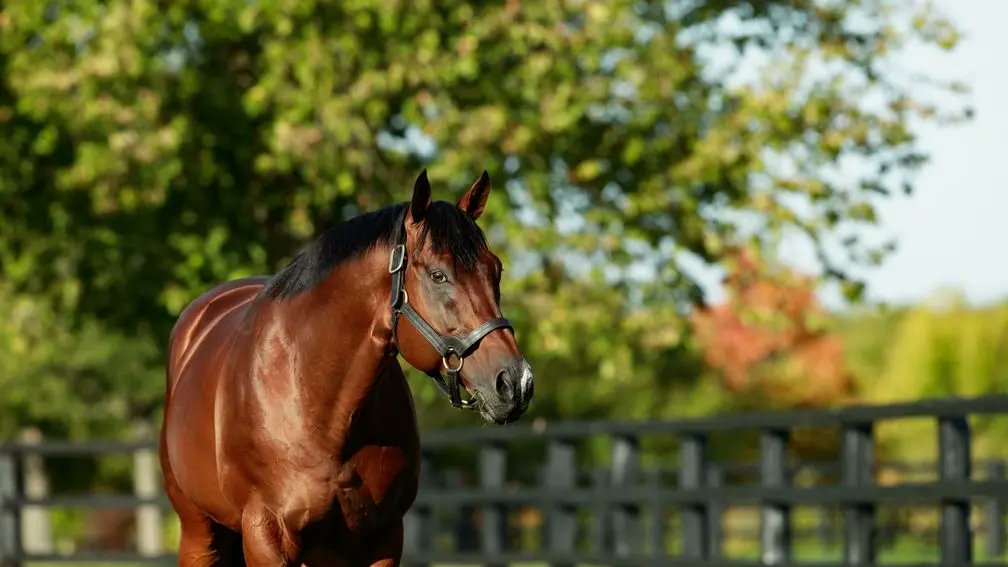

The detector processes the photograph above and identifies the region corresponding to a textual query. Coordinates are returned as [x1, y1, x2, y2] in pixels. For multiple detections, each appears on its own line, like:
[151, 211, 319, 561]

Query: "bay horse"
[159, 170, 534, 566]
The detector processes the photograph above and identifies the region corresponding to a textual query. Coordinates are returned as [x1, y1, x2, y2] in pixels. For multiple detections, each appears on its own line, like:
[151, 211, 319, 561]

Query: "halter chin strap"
[387, 209, 513, 410]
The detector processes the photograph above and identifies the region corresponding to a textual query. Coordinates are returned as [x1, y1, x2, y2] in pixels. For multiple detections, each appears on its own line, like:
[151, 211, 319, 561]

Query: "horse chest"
[330, 443, 418, 534]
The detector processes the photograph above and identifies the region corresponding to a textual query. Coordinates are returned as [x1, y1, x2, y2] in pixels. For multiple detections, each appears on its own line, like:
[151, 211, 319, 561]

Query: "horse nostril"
[495, 369, 512, 399]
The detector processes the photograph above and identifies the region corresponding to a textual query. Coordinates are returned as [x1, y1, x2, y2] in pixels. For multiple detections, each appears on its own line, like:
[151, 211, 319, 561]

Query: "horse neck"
[271, 248, 395, 431]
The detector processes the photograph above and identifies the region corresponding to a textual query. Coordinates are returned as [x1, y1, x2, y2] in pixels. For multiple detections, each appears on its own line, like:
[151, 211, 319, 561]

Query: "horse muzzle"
[481, 359, 533, 424]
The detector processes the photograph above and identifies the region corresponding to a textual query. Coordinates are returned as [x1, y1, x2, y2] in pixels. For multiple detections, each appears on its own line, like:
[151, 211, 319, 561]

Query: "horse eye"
[430, 270, 448, 284]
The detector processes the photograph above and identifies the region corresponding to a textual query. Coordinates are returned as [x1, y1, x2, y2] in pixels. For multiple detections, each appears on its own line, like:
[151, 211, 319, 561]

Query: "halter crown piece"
[387, 209, 513, 409]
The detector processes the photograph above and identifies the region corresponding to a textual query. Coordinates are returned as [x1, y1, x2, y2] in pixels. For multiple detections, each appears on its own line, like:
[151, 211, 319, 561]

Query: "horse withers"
[159, 170, 533, 566]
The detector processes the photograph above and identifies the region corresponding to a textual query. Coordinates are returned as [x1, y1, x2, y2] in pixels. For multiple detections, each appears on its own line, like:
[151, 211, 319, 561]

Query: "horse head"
[390, 169, 533, 424]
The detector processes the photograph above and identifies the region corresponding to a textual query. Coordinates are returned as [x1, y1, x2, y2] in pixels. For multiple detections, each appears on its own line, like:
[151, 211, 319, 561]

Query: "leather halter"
[387, 210, 513, 410]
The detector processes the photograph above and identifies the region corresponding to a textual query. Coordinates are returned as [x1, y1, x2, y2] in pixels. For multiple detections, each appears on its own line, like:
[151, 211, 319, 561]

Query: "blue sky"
[844, 0, 1008, 307]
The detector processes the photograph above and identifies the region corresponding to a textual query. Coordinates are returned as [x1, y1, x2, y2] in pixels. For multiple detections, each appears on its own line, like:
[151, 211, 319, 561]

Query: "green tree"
[853, 292, 1008, 404]
[0, 286, 162, 439]
[836, 293, 1008, 461]
[0, 1, 966, 429]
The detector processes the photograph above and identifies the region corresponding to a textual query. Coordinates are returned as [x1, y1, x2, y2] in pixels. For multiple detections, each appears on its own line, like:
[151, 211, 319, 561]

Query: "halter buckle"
[442, 351, 464, 373]
[388, 244, 406, 273]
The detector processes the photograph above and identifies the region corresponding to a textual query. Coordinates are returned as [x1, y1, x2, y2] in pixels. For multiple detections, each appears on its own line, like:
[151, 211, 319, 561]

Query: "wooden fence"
[0, 394, 1005, 566]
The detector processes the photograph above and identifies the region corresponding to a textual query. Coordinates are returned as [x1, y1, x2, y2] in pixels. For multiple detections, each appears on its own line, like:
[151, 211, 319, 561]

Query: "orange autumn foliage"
[689, 250, 854, 407]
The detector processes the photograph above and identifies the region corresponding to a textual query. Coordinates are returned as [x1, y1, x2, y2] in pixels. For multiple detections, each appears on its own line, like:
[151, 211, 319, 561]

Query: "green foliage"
[836, 293, 1008, 460]
[842, 293, 1008, 404]
[0, 286, 162, 439]
[0, 0, 966, 439]
[1, 0, 963, 327]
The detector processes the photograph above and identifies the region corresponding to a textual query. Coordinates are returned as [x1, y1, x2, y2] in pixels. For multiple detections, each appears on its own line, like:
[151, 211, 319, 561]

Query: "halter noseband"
[387, 211, 513, 410]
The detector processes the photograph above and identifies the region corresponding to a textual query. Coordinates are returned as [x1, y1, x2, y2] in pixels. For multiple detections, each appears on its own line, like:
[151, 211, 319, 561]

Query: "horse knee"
[241, 505, 300, 567]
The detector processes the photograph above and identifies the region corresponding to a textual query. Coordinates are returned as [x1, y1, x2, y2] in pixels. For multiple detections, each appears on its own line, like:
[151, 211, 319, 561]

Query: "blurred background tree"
[0, 0, 971, 438]
[690, 249, 855, 411]
[838, 292, 1008, 462]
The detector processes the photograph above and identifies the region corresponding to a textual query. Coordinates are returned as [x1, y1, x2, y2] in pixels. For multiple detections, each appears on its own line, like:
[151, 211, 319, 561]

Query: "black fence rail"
[0, 394, 1004, 566]
[405, 395, 1008, 566]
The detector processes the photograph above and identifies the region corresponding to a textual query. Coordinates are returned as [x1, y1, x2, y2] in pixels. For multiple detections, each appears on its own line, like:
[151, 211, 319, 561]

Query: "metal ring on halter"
[400, 289, 409, 306]
[442, 351, 464, 373]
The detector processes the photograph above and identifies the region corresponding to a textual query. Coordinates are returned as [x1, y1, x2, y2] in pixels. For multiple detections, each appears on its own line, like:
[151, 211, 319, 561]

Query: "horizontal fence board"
[13, 552, 1008, 567]
[0, 440, 154, 456]
[402, 553, 1008, 567]
[3, 478, 1004, 510]
[17, 552, 176, 563]
[414, 480, 1008, 506]
[1, 494, 169, 509]
[13, 551, 1008, 567]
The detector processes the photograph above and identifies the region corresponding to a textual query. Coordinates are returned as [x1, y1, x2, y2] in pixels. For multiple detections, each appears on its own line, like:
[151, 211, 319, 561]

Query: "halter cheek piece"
[387, 213, 513, 410]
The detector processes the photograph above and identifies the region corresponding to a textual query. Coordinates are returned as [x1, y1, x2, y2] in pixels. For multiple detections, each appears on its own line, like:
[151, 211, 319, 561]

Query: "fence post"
[545, 438, 576, 567]
[760, 429, 791, 565]
[706, 463, 724, 559]
[133, 425, 162, 556]
[479, 443, 507, 565]
[986, 460, 1005, 559]
[817, 507, 831, 549]
[403, 451, 434, 566]
[680, 433, 709, 560]
[444, 468, 476, 552]
[843, 422, 876, 564]
[611, 435, 640, 557]
[0, 447, 22, 567]
[18, 429, 51, 556]
[589, 467, 609, 554]
[939, 416, 973, 564]
[645, 468, 664, 556]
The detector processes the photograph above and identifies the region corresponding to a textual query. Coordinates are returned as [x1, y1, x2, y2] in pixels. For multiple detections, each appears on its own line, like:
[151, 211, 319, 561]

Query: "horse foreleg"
[170, 500, 242, 567]
[175, 514, 218, 567]
[164, 458, 233, 566]
[241, 498, 301, 567]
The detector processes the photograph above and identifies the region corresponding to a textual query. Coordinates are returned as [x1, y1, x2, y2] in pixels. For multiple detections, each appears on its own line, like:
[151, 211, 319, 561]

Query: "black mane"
[260, 201, 489, 299]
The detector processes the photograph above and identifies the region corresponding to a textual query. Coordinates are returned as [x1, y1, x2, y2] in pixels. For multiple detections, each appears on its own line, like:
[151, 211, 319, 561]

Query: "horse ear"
[410, 169, 432, 223]
[457, 170, 491, 220]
